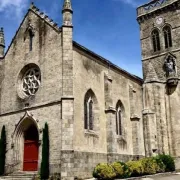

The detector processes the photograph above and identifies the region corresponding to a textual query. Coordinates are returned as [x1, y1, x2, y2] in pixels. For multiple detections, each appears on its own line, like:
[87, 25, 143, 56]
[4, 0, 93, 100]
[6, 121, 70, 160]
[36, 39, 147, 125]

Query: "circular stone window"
[17, 64, 41, 99]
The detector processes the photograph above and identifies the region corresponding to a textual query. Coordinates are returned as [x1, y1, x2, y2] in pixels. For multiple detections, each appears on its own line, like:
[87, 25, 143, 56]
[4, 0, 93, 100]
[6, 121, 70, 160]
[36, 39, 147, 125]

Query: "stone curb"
[85, 171, 178, 180]
[116, 172, 177, 180]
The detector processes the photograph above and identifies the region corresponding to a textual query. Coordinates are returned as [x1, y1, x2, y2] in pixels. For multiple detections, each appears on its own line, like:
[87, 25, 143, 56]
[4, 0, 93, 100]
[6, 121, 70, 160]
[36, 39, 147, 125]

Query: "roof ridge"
[73, 41, 143, 83]
[29, 2, 62, 32]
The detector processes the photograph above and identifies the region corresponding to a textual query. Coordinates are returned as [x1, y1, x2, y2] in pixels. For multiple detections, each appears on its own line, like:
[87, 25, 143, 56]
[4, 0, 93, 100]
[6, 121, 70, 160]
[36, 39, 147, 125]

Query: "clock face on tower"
[156, 17, 163, 25]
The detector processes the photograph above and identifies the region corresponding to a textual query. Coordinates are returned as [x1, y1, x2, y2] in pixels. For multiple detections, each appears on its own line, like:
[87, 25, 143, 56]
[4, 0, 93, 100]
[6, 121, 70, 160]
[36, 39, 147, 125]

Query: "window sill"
[84, 129, 99, 138]
[116, 135, 126, 143]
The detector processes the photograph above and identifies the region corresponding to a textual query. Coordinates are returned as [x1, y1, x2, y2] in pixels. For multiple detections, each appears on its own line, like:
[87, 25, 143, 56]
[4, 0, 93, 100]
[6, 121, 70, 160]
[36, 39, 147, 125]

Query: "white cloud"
[0, 0, 29, 19]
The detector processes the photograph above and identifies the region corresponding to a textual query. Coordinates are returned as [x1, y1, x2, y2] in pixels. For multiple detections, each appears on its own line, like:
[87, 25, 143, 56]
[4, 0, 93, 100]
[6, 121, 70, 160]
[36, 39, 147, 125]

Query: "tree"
[0, 125, 6, 175]
[40, 123, 49, 179]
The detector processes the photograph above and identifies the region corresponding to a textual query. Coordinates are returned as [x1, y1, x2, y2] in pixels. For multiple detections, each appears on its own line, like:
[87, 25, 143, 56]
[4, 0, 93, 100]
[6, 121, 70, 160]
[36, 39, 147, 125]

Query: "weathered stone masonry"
[1, 0, 180, 179]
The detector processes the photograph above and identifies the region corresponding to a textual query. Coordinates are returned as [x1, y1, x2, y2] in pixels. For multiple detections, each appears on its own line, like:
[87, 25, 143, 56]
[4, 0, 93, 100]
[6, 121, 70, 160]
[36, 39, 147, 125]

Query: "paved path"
[87, 174, 180, 180]
[141, 174, 180, 180]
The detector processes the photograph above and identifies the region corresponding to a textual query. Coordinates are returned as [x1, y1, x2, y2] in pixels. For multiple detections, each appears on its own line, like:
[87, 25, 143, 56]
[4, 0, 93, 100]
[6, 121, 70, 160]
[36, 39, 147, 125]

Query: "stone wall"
[0, 9, 63, 174]
[0, 10, 62, 114]
[0, 104, 61, 174]
[138, 0, 180, 157]
[73, 46, 145, 157]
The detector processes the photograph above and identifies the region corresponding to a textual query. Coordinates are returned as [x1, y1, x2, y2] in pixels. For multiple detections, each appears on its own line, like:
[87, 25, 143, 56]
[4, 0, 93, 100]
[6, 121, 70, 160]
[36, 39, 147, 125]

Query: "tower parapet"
[137, 0, 179, 22]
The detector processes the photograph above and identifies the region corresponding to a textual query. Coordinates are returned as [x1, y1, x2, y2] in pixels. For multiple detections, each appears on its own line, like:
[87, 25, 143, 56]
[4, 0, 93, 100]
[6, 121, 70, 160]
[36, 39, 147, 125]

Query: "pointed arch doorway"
[23, 125, 39, 171]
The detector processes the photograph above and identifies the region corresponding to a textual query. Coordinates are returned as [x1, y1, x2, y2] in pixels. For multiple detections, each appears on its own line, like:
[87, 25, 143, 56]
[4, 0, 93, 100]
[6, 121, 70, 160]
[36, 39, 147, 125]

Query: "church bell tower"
[137, 0, 180, 157]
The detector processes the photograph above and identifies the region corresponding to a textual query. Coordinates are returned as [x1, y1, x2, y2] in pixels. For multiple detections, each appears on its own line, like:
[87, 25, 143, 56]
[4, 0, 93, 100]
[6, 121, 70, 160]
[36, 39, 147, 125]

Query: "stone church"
[0, 0, 179, 179]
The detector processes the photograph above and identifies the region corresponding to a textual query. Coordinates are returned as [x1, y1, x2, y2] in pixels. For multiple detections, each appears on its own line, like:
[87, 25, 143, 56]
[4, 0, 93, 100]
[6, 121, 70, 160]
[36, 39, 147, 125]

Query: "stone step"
[0, 171, 37, 180]
[12, 171, 37, 175]
[0, 177, 33, 180]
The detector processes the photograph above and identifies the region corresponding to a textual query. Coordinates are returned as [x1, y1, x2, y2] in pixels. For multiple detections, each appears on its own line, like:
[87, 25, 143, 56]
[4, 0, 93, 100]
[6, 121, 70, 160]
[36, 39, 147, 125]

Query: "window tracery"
[163, 25, 172, 49]
[116, 106, 122, 135]
[84, 96, 94, 130]
[22, 67, 41, 96]
[116, 100, 124, 136]
[152, 29, 161, 52]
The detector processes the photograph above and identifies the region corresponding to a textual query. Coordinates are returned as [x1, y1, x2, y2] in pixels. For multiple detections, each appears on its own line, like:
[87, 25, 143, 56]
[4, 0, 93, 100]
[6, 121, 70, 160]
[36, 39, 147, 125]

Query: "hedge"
[40, 123, 50, 180]
[93, 163, 116, 180]
[126, 160, 144, 177]
[0, 126, 6, 176]
[157, 154, 175, 172]
[92, 154, 175, 179]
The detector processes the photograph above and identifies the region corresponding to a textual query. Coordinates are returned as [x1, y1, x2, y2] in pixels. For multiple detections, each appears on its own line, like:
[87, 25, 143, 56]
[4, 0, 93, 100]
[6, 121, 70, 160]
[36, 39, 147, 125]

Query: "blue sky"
[0, 0, 148, 77]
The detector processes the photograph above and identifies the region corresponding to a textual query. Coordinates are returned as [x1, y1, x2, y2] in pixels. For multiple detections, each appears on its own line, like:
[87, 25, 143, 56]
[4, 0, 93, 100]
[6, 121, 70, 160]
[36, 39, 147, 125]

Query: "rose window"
[22, 68, 41, 96]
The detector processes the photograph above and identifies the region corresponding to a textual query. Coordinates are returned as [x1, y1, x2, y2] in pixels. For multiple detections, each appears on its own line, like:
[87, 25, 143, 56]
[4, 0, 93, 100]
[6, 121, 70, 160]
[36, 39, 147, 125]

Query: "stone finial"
[0, 28, 5, 47]
[62, 0, 73, 13]
[0, 27, 5, 57]
[62, 0, 73, 26]
[29, 2, 34, 9]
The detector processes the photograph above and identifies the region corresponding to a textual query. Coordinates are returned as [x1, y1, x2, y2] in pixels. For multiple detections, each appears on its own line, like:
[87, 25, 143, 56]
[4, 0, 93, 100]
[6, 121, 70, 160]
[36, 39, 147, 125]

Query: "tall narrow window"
[163, 25, 172, 49]
[118, 109, 122, 135]
[29, 30, 33, 51]
[84, 89, 99, 131]
[152, 29, 161, 52]
[89, 100, 93, 130]
[116, 101, 124, 136]
[116, 107, 122, 135]
[84, 91, 95, 130]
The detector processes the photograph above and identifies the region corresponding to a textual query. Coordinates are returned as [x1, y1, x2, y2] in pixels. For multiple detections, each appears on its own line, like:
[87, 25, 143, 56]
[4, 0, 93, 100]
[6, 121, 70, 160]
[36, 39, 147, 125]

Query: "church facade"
[0, 0, 180, 179]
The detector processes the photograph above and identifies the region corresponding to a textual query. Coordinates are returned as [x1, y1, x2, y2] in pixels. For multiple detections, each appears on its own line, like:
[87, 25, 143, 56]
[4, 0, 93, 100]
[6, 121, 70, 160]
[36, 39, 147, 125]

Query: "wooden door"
[23, 125, 39, 171]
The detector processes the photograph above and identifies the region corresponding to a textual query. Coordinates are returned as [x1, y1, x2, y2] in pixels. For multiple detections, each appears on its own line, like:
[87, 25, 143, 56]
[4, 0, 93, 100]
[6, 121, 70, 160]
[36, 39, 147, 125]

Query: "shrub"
[93, 163, 116, 180]
[126, 160, 144, 177]
[40, 123, 50, 180]
[140, 157, 159, 175]
[117, 162, 131, 178]
[157, 154, 175, 172]
[111, 162, 124, 178]
[0, 126, 6, 176]
[154, 156, 165, 173]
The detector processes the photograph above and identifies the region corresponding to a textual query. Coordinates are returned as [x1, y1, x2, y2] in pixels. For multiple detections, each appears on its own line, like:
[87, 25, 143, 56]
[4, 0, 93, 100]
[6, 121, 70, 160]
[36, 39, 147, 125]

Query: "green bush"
[0, 126, 6, 176]
[40, 123, 50, 180]
[117, 162, 131, 178]
[111, 162, 124, 178]
[93, 163, 116, 180]
[140, 157, 159, 175]
[126, 160, 144, 177]
[157, 154, 175, 172]
[154, 156, 165, 173]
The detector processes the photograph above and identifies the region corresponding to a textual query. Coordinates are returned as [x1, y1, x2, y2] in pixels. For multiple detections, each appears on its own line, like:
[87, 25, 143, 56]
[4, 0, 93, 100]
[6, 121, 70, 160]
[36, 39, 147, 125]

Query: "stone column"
[106, 108, 117, 154]
[62, 26, 73, 97]
[143, 110, 158, 157]
[104, 73, 117, 163]
[129, 85, 141, 156]
[61, 1, 74, 179]
[143, 84, 158, 157]
[61, 97, 74, 180]
[130, 116, 140, 156]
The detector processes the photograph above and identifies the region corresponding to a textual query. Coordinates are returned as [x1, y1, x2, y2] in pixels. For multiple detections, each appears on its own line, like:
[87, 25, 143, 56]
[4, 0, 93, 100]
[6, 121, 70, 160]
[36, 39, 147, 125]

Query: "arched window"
[116, 100, 124, 136]
[84, 97, 93, 130]
[163, 25, 172, 49]
[84, 90, 98, 130]
[152, 29, 161, 52]
[29, 30, 34, 51]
